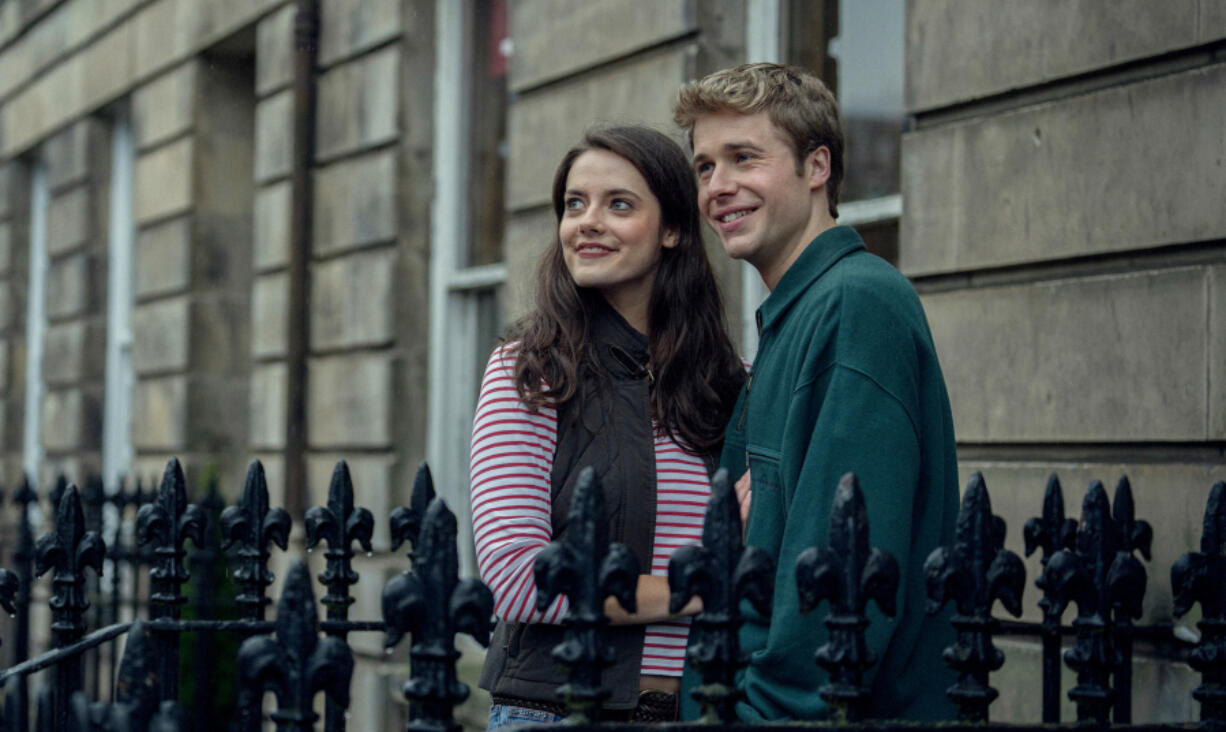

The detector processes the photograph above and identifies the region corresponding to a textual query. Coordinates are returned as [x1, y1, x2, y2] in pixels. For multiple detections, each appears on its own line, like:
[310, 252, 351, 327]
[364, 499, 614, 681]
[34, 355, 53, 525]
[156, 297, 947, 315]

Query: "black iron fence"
[0, 456, 1221, 731]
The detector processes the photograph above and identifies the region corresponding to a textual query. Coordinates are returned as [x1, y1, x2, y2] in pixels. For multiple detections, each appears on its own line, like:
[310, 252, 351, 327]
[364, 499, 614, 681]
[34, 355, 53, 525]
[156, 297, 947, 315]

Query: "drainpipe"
[286, 0, 319, 519]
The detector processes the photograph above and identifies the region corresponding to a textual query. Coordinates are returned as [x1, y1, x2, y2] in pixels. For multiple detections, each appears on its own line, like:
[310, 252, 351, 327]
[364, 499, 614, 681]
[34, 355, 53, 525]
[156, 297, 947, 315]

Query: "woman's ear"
[661, 228, 680, 249]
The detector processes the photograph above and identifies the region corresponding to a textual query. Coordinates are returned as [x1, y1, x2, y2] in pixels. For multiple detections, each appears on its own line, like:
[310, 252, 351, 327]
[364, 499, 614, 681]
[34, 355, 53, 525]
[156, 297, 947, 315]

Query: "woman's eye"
[564, 197, 583, 211]
[611, 199, 632, 211]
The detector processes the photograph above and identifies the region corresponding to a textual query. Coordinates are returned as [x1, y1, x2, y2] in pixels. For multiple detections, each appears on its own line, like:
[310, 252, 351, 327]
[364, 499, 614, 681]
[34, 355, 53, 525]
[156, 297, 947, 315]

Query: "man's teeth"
[720, 210, 751, 223]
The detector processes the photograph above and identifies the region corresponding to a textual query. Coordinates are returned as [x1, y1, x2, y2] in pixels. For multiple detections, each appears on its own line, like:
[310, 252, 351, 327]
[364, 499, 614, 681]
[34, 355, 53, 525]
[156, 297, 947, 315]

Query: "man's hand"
[735, 469, 752, 527]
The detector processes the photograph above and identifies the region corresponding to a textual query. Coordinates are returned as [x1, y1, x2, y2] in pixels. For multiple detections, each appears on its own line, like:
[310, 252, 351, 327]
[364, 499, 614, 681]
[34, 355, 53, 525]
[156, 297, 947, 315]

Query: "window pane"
[466, 0, 509, 267]
[827, 0, 904, 202]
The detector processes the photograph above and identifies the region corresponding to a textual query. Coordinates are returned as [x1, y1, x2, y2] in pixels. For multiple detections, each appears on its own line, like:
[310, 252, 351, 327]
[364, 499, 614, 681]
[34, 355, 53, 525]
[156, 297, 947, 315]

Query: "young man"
[673, 63, 958, 721]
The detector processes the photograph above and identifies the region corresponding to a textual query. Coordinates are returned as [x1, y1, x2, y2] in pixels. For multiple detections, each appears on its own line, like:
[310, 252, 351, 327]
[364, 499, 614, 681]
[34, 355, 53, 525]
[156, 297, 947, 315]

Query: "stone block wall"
[248, 2, 433, 728]
[130, 53, 257, 490]
[38, 119, 110, 485]
[903, 1, 1226, 720]
[503, 0, 747, 326]
[0, 162, 26, 485]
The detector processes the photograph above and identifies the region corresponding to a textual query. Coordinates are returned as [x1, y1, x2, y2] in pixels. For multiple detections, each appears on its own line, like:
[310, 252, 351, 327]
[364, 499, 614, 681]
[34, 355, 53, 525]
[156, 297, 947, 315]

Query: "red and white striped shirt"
[470, 344, 711, 676]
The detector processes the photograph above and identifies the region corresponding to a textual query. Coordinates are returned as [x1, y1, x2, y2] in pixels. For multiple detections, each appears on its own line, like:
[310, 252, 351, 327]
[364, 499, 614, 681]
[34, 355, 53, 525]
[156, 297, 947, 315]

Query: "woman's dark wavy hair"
[507, 125, 745, 454]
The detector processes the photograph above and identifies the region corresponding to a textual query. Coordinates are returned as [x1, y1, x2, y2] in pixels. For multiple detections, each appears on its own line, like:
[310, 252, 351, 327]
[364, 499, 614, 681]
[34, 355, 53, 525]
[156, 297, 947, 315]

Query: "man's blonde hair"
[674, 63, 844, 218]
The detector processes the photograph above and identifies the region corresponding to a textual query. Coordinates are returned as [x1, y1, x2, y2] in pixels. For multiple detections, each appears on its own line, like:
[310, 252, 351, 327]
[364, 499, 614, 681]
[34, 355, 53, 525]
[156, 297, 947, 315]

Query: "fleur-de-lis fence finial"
[237, 561, 354, 732]
[1037, 481, 1145, 725]
[137, 458, 206, 702]
[384, 498, 493, 732]
[390, 462, 437, 562]
[305, 460, 374, 732]
[924, 472, 1025, 721]
[1172, 480, 1226, 726]
[34, 484, 106, 731]
[306, 460, 374, 615]
[1023, 473, 1078, 721]
[1110, 475, 1151, 722]
[794, 473, 899, 723]
[221, 460, 291, 620]
[534, 467, 638, 724]
[668, 468, 774, 723]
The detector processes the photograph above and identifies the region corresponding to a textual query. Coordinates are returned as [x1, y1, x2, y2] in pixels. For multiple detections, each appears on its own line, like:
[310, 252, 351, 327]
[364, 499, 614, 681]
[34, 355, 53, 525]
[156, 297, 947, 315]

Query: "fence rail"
[0, 457, 1221, 731]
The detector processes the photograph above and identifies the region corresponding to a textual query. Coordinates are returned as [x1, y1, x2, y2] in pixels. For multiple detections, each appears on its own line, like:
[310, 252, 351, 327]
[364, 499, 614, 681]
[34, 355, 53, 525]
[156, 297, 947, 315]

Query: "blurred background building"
[0, 0, 1221, 728]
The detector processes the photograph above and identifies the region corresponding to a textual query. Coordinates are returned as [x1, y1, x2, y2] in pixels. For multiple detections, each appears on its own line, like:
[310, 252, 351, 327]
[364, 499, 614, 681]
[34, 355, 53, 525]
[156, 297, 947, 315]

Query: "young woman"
[470, 126, 745, 726]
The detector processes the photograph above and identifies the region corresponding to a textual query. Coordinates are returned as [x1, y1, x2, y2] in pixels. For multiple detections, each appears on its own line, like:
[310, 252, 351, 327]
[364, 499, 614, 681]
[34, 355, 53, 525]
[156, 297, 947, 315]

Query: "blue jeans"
[487, 703, 567, 730]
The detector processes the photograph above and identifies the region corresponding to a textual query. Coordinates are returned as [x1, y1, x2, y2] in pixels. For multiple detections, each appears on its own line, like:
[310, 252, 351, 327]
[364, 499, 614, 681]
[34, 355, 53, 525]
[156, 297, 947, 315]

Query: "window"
[428, 0, 510, 574]
[799, 0, 904, 264]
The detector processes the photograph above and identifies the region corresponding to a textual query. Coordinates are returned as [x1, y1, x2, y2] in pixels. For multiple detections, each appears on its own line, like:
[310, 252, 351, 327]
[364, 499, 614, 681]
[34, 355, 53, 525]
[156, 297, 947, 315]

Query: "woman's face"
[559, 149, 677, 323]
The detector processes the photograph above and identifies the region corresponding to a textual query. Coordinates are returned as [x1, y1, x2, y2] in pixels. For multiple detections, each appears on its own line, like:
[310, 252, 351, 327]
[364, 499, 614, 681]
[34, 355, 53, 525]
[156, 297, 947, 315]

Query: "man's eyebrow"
[723, 140, 766, 153]
[692, 141, 766, 162]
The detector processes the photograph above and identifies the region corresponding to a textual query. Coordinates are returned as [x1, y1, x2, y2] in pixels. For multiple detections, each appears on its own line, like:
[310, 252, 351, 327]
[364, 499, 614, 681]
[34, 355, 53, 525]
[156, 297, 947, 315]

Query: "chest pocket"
[745, 444, 786, 559]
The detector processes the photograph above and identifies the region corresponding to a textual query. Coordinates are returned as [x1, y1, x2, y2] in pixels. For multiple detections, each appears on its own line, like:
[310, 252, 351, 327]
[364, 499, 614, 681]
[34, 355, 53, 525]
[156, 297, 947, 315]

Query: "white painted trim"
[103, 110, 135, 495]
[24, 159, 48, 485]
[427, 0, 479, 574]
[838, 194, 902, 227]
[738, 0, 781, 360]
[448, 263, 507, 292]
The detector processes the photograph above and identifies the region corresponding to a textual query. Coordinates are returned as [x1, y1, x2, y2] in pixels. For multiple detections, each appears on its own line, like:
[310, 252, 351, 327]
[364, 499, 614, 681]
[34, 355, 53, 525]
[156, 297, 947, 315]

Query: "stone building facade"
[904, 1, 1226, 719]
[0, 0, 1221, 728]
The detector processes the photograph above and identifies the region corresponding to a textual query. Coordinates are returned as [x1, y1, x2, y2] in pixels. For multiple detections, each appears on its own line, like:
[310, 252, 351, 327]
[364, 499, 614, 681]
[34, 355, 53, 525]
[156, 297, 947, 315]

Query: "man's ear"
[661, 227, 680, 249]
[806, 146, 832, 191]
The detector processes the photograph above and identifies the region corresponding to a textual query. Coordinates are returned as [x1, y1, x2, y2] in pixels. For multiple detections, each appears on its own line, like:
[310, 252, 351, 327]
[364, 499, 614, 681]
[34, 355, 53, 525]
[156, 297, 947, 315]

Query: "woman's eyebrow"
[604, 188, 642, 199]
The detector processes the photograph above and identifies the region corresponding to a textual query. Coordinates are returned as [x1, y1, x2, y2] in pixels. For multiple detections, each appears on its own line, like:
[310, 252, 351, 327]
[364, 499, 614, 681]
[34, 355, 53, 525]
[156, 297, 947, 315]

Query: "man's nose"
[707, 164, 736, 196]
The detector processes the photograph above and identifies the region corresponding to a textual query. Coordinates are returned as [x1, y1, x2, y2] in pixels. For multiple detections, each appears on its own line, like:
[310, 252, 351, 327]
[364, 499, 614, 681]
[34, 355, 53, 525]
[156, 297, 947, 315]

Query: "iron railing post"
[924, 472, 1025, 722]
[534, 467, 639, 724]
[1173, 480, 1226, 727]
[221, 460, 290, 732]
[1024, 474, 1077, 723]
[237, 561, 353, 732]
[136, 459, 206, 705]
[12, 478, 36, 732]
[795, 473, 900, 723]
[305, 461, 373, 732]
[668, 468, 774, 724]
[384, 498, 492, 732]
[33, 486, 105, 732]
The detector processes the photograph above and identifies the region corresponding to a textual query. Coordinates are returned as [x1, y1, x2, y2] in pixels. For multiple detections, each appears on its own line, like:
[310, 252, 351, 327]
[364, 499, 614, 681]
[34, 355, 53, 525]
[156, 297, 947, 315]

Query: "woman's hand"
[604, 575, 702, 625]
[735, 469, 752, 527]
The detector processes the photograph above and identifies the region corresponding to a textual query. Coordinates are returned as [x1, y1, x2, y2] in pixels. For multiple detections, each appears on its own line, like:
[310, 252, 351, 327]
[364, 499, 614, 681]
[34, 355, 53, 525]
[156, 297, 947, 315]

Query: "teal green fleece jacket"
[684, 226, 958, 721]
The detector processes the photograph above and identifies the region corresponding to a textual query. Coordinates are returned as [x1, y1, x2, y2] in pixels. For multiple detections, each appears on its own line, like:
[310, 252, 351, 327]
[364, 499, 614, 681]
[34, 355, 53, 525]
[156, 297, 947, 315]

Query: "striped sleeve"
[641, 429, 712, 675]
[469, 344, 568, 624]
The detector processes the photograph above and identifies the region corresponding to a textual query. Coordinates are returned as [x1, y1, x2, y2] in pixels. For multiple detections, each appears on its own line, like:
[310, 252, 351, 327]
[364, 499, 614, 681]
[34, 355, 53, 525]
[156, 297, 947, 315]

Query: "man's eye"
[695, 162, 713, 176]
[735, 152, 753, 163]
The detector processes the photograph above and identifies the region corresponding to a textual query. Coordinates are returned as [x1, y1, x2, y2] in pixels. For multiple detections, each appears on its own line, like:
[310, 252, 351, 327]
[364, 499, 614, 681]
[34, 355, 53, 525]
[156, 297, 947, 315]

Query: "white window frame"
[103, 107, 135, 496]
[427, 0, 507, 576]
[23, 157, 48, 486]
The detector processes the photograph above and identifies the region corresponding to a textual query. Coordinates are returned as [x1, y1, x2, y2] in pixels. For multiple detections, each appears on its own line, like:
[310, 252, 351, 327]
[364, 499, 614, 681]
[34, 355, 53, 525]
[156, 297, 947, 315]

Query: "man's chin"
[720, 238, 755, 261]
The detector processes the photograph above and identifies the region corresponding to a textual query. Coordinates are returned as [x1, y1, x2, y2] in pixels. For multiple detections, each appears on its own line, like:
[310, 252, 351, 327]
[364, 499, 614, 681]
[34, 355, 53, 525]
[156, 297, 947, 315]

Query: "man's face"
[692, 111, 820, 288]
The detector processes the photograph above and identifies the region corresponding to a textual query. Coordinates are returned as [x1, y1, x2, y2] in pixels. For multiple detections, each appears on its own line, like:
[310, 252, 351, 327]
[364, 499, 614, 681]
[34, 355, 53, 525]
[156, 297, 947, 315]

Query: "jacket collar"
[758, 225, 865, 334]
[589, 298, 651, 380]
